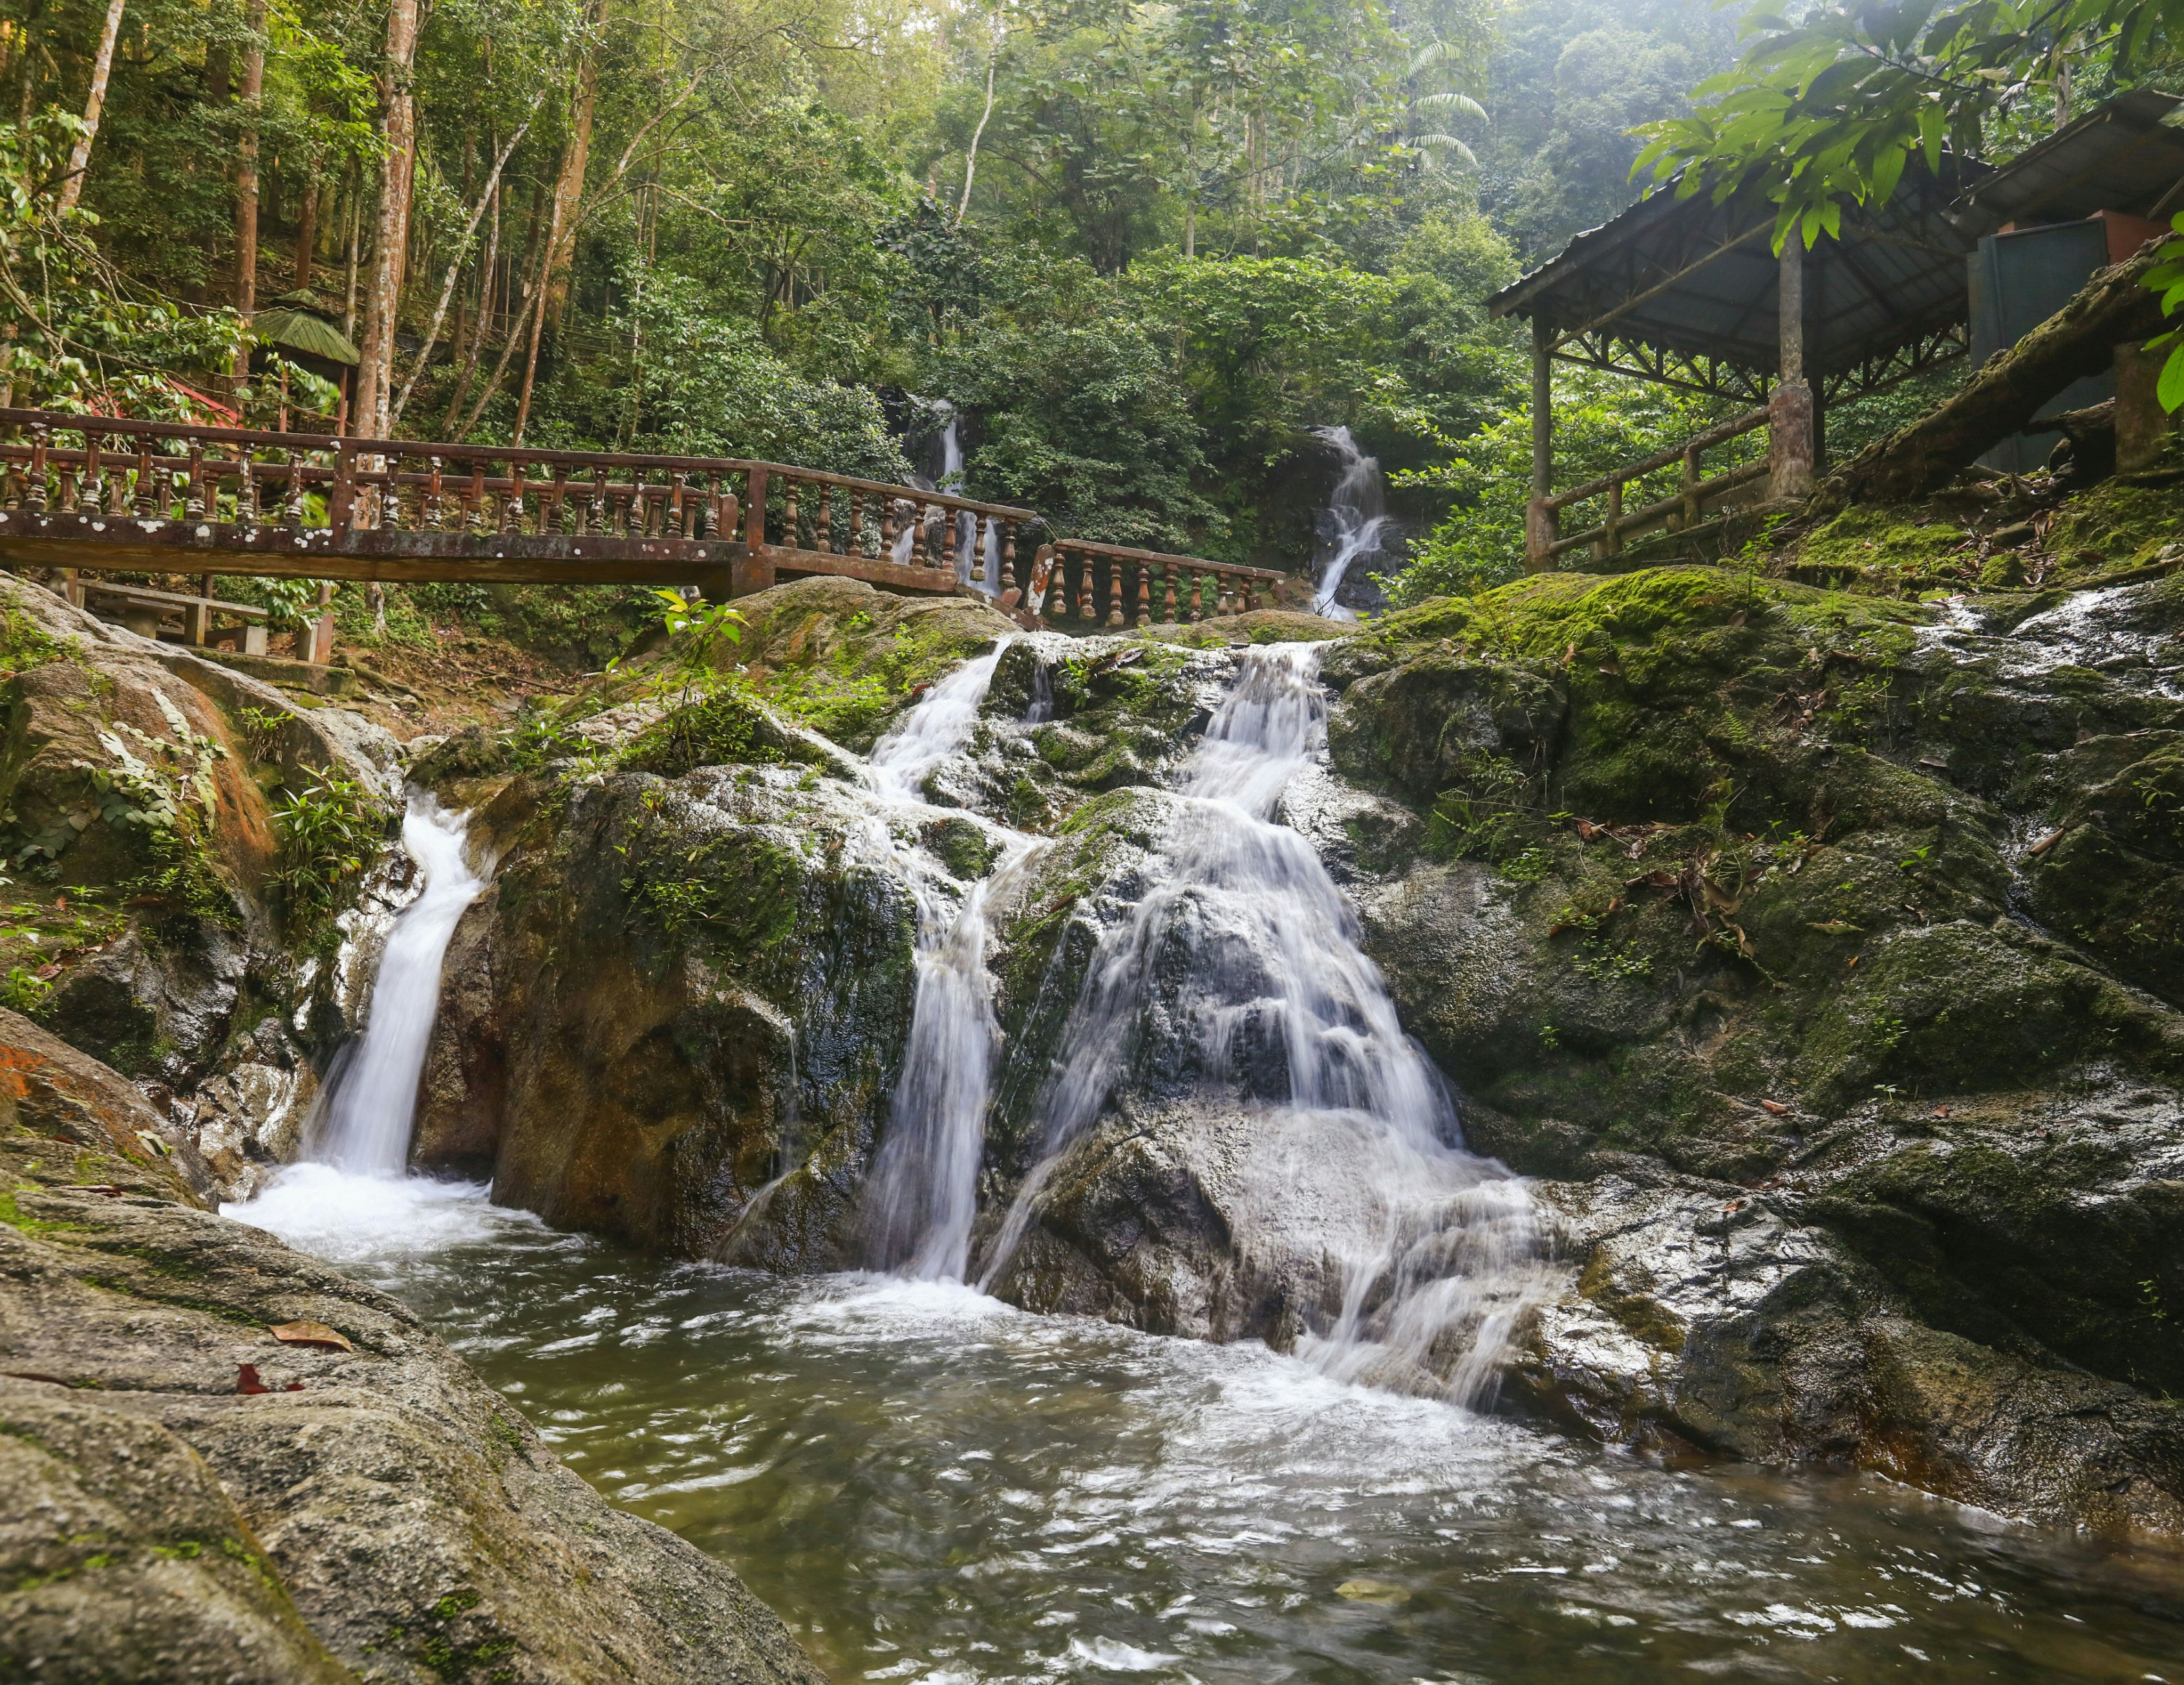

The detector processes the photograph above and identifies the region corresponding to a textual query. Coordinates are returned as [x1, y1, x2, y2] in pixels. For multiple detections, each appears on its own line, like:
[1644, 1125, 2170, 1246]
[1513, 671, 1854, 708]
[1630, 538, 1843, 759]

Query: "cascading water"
[860, 643, 1038, 1280]
[1311, 424, 1396, 621]
[306, 795, 488, 1174]
[981, 642, 1545, 1402]
[890, 403, 997, 594]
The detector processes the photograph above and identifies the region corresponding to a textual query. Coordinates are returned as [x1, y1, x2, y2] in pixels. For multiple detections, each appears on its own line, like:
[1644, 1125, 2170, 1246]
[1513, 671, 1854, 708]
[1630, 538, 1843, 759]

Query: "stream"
[238, 1174, 2184, 1685]
[228, 631, 2184, 1685]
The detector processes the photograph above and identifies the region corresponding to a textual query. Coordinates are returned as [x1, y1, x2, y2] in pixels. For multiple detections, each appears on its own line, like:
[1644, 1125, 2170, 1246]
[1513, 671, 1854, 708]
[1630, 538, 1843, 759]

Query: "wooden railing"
[0, 409, 1293, 639]
[1029, 539, 1283, 627]
[0, 410, 1037, 596]
[1534, 407, 1771, 566]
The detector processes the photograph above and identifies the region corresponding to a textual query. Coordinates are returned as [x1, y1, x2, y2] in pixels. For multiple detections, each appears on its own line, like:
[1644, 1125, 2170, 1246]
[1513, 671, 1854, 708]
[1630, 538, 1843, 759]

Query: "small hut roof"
[1486, 156, 1990, 402]
[1956, 89, 2184, 234]
[252, 294, 359, 367]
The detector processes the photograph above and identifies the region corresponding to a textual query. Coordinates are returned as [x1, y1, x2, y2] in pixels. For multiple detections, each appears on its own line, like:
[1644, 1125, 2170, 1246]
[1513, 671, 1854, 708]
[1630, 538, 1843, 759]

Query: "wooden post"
[1525, 316, 1557, 571]
[308, 581, 336, 665]
[1595, 479, 1622, 563]
[1769, 238, 1816, 500]
[1680, 445, 1701, 530]
[185, 572, 215, 646]
[745, 466, 768, 553]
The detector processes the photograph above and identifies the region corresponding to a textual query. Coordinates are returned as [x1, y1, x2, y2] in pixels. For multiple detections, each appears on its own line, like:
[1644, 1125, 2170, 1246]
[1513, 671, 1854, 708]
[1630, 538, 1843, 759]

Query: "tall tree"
[56, 0, 125, 213]
[232, 0, 267, 381]
[354, 0, 422, 438]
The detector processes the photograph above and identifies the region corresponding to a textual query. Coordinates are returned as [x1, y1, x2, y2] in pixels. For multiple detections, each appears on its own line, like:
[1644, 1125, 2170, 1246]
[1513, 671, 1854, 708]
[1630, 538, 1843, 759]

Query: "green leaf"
[2159, 343, 2184, 414]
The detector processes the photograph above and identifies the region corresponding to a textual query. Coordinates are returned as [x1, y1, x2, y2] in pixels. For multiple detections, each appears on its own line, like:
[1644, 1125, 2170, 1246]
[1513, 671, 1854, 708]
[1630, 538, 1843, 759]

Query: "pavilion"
[1487, 155, 1989, 568]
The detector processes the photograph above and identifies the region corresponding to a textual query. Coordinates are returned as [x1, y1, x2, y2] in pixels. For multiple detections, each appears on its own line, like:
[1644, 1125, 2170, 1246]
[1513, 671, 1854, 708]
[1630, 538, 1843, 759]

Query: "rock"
[1519, 1167, 2184, 1537]
[415, 763, 921, 1263]
[0, 1007, 829, 1684]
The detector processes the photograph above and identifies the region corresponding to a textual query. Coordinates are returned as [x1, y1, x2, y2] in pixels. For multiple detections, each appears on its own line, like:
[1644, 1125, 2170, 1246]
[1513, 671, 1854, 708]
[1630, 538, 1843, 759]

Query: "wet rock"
[0, 1008, 829, 1684]
[417, 764, 920, 1262]
[1520, 1167, 2184, 1537]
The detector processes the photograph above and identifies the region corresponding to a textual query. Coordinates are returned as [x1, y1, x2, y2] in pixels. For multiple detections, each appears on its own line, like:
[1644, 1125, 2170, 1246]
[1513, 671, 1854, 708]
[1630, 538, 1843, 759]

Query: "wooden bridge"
[0, 409, 1285, 643]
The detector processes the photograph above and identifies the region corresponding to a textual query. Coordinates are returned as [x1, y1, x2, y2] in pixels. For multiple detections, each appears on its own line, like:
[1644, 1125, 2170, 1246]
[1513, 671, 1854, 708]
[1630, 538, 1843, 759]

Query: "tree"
[56, 0, 125, 215]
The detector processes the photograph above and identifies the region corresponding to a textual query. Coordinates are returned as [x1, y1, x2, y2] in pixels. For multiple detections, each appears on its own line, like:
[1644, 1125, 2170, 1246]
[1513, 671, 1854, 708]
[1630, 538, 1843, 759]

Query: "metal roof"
[1486, 156, 1990, 402]
[1958, 89, 2184, 233]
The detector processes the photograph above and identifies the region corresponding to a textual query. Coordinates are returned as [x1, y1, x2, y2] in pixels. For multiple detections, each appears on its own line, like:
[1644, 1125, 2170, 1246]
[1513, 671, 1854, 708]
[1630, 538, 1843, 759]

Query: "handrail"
[0, 407, 1290, 631]
[1532, 406, 1770, 566]
[0, 409, 1038, 596]
[1033, 537, 1284, 627]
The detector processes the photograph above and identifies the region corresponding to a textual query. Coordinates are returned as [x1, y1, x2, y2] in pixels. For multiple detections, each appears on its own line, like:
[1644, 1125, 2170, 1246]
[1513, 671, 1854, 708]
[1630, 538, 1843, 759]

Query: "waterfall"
[979, 643, 1544, 1404]
[861, 642, 1036, 1280]
[1311, 425, 1395, 621]
[888, 403, 995, 595]
[306, 794, 489, 1175]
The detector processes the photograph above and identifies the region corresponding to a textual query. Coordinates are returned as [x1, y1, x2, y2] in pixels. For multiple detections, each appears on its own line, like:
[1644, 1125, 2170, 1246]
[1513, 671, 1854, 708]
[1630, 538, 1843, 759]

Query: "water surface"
[237, 1171, 2184, 1685]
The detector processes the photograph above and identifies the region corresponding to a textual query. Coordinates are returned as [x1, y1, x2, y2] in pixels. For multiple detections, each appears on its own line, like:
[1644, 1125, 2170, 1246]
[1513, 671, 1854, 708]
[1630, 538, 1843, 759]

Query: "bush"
[273, 767, 383, 925]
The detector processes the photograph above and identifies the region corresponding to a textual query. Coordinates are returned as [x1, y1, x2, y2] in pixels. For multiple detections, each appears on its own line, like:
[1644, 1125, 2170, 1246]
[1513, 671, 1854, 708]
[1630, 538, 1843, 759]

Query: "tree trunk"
[58, 0, 127, 213]
[512, 52, 597, 445]
[294, 166, 319, 292]
[231, 0, 266, 382]
[1813, 242, 2168, 513]
[453, 177, 548, 436]
[391, 105, 535, 428]
[354, 0, 422, 439]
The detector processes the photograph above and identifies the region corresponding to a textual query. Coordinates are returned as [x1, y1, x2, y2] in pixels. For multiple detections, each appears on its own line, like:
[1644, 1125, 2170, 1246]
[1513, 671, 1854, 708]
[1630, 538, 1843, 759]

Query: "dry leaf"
[1760, 1100, 1790, 1117]
[270, 1320, 354, 1352]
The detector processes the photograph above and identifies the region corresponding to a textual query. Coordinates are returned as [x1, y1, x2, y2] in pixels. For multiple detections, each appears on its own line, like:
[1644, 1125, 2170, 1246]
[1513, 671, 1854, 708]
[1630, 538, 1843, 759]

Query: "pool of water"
[235, 1168, 2184, 1685]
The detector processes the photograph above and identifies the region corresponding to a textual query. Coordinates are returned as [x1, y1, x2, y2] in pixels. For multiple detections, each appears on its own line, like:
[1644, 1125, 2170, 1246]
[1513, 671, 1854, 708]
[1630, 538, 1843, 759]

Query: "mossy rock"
[731, 575, 1017, 751]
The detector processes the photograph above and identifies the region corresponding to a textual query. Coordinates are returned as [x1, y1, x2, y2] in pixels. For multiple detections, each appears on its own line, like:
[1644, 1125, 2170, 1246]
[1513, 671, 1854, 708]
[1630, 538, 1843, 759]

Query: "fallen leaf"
[270, 1320, 354, 1353]
[2028, 828, 2064, 856]
[1759, 1100, 1790, 1117]
[1335, 1579, 1411, 1604]
[235, 1363, 302, 1395]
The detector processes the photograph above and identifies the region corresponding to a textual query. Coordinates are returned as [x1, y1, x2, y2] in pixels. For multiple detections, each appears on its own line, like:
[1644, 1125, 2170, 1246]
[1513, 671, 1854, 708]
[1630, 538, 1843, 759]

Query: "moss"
[2045, 480, 2184, 568]
[625, 683, 825, 779]
[0, 605, 83, 682]
[921, 816, 999, 881]
[1791, 506, 1975, 586]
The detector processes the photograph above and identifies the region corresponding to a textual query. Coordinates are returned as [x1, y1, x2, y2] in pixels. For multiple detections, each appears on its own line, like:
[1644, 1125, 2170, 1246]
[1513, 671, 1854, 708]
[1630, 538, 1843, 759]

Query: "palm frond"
[1411, 90, 1488, 124]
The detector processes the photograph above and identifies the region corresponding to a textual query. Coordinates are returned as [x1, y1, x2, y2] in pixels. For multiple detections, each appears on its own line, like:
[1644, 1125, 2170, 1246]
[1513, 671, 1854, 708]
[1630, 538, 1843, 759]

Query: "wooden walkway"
[0, 409, 1283, 630]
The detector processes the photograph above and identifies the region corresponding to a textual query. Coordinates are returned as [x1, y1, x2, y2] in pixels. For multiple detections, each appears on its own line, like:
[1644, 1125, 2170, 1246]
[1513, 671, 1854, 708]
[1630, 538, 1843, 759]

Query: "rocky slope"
[392, 547, 2184, 1538]
[0, 1006, 827, 1684]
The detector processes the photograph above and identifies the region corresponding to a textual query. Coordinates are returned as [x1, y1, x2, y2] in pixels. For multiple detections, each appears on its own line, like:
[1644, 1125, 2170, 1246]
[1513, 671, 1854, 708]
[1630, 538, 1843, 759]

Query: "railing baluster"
[782, 477, 800, 550]
[105, 436, 129, 517]
[25, 423, 48, 513]
[132, 442, 154, 518]
[77, 433, 102, 515]
[505, 462, 527, 535]
[283, 449, 305, 527]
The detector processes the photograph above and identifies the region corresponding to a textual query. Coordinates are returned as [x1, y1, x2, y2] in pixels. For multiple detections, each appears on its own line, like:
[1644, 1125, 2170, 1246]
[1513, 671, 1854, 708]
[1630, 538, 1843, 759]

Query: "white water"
[888, 405, 998, 594]
[1311, 424, 1395, 621]
[305, 795, 489, 1174]
[861, 643, 1039, 1279]
[980, 643, 1546, 1403]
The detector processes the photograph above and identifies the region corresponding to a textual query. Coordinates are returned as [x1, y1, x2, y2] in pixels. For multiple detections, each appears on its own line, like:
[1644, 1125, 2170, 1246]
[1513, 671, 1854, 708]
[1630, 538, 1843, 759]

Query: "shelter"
[1488, 156, 1989, 566]
[1953, 90, 2184, 471]
[248, 292, 359, 429]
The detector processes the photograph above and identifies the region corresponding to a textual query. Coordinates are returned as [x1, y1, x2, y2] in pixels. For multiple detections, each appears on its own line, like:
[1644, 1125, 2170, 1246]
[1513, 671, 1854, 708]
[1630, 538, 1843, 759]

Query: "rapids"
[228, 645, 2184, 1685]
[236, 1177, 2184, 1685]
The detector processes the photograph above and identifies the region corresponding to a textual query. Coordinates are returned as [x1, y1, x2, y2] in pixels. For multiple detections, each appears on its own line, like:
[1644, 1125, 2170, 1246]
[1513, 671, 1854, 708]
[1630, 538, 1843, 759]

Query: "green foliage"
[272, 766, 381, 925]
[0, 605, 79, 682]
[2148, 212, 2184, 412]
[1389, 365, 1760, 599]
[1632, 0, 2184, 250]
[64, 691, 232, 915]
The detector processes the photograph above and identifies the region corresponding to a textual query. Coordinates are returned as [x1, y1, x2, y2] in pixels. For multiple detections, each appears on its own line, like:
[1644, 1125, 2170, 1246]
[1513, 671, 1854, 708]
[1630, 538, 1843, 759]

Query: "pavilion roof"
[1486, 156, 1991, 404]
